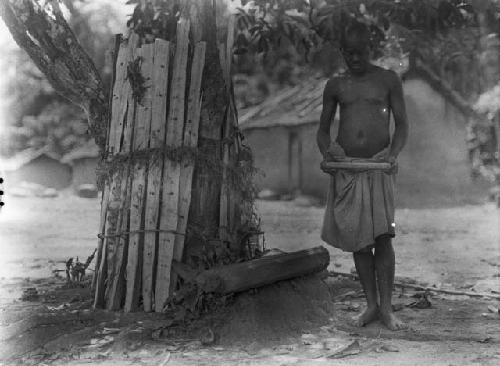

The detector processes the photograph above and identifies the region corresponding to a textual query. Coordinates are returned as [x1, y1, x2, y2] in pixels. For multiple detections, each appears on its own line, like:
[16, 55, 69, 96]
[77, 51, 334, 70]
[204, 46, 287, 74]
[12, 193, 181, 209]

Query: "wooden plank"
[94, 37, 131, 308]
[93, 34, 119, 293]
[103, 34, 140, 310]
[142, 39, 170, 312]
[92, 186, 110, 306]
[173, 246, 330, 294]
[218, 43, 229, 91]
[227, 112, 239, 236]
[110, 33, 139, 152]
[105, 34, 122, 150]
[107, 42, 128, 154]
[155, 19, 190, 312]
[219, 16, 236, 243]
[171, 42, 206, 291]
[225, 16, 241, 236]
[124, 44, 155, 312]
[219, 108, 230, 242]
[106, 115, 135, 310]
[96, 175, 122, 307]
[106, 169, 131, 309]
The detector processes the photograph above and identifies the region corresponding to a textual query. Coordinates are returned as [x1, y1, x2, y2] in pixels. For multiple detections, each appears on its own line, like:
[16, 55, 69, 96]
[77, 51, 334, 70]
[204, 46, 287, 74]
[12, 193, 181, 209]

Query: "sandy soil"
[0, 193, 499, 365]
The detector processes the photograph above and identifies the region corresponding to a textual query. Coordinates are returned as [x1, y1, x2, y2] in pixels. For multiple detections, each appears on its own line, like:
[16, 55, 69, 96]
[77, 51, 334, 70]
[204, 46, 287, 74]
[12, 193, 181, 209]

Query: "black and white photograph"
[0, 0, 499, 365]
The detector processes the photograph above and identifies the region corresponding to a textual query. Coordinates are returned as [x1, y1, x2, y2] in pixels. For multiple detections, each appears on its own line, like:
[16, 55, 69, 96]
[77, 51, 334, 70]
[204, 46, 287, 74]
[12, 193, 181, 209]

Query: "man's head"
[340, 21, 371, 75]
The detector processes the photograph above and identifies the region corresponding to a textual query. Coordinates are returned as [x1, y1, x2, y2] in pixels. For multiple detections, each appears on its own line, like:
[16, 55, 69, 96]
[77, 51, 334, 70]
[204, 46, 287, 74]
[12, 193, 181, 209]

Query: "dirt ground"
[1, 192, 499, 365]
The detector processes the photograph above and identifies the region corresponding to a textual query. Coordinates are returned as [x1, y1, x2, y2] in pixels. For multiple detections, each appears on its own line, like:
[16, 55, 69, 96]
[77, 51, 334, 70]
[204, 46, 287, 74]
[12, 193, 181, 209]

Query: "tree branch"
[0, 0, 108, 151]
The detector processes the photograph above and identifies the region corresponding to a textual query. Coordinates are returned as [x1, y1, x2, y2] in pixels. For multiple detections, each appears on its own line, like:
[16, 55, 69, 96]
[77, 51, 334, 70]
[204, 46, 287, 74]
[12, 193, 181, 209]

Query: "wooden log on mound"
[174, 246, 330, 294]
[321, 160, 392, 173]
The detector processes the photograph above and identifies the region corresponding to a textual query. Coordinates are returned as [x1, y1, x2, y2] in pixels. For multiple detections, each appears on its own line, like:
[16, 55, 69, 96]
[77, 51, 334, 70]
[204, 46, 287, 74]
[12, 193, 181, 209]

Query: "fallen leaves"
[487, 305, 499, 314]
[407, 291, 432, 309]
[326, 340, 361, 359]
[21, 287, 39, 301]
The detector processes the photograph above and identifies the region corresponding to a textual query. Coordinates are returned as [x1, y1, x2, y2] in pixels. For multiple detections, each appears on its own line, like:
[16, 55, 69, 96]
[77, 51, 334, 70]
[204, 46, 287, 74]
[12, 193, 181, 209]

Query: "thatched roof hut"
[239, 61, 490, 208]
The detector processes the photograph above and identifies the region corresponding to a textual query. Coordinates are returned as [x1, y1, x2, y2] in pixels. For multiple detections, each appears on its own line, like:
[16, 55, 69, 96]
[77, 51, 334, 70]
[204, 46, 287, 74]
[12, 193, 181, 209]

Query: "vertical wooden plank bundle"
[124, 43, 155, 312]
[142, 39, 170, 312]
[219, 15, 236, 242]
[171, 41, 206, 291]
[92, 34, 121, 293]
[93, 39, 130, 308]
[101, 34, 140, 310]
[155, 19, 190, 311]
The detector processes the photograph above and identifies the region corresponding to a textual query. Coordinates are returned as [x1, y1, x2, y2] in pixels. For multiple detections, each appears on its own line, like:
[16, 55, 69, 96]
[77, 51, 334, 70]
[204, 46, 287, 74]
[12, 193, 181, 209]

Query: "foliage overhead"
[0, 0, 125, 157]
[229, 0, 496, 58]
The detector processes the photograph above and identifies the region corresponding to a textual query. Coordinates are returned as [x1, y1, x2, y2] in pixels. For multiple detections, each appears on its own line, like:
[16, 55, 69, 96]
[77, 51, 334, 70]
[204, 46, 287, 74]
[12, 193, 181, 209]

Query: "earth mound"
[214, 275, 334, 346]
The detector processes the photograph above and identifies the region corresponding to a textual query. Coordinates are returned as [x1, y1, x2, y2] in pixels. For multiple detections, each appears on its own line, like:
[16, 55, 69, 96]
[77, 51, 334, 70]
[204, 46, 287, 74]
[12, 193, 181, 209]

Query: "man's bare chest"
[337, 78, 389, 106]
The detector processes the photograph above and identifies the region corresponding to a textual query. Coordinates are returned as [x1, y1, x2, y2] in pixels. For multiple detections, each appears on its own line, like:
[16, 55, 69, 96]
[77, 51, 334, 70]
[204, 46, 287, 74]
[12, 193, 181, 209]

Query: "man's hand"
[385, 154, 398, 175]
[372, 150, 398, 174]
[323, 141, 346, 162]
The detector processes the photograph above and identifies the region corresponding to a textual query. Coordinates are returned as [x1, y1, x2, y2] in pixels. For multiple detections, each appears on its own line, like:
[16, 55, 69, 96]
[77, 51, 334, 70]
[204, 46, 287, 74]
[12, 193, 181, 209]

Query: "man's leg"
[374, 236, 407, 330]
[352, 246, 379, 327]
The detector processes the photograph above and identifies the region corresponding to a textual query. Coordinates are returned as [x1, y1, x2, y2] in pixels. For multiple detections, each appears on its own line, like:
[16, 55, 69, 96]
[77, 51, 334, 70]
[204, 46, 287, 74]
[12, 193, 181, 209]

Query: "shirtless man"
[317, 21, 409, 331]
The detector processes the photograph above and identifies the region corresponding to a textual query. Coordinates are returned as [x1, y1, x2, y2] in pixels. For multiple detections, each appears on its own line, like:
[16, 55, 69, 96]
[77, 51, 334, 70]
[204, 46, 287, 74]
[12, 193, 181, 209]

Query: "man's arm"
[387, 71, 409, 160]
[317, 79, 338, 159]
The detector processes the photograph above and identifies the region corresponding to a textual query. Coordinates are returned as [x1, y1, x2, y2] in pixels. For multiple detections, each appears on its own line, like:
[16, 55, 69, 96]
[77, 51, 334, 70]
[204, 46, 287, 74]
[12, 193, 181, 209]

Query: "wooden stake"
[171, 41, 206, 292]
[155, 19, 190, 311]
[124, 44, 154, 312]
[142, 39, 170, 312]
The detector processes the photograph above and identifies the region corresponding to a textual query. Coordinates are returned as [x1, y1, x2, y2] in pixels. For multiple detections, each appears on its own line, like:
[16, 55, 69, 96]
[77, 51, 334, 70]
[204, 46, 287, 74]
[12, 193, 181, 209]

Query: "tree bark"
[0, 0, 108, 151]
[182, 0, 229, 260]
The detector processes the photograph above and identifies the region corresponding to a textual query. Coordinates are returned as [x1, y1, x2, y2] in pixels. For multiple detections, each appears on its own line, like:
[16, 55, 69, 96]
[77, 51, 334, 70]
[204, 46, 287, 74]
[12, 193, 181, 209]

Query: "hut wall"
[242, 77, 490, 207]
[5, 156, 72, 189]
[71, 157, 98, 187]
[396, 78, 489, 207]
[294, 123, 329, 200]
[243, 126, 290, 194]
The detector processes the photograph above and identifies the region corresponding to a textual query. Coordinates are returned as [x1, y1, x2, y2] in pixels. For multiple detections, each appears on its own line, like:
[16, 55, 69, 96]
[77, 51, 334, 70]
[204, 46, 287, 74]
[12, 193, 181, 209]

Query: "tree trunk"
[92, 1, 250, 312]
[0, 0, 108, 151]
[1, 0, 257, 313]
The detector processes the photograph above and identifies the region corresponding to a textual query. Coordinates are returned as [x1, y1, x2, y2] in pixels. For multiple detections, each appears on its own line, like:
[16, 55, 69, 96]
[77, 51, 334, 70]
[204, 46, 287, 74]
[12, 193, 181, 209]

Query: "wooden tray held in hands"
[321, 159, 392, 174]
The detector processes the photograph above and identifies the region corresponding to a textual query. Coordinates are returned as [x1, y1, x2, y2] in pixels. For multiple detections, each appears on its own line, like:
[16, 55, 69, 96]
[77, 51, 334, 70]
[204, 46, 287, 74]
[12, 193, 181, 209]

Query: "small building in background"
[61, 140, 100, 189]
[239, 60, 491, 208]
[1, 148, 71, 190]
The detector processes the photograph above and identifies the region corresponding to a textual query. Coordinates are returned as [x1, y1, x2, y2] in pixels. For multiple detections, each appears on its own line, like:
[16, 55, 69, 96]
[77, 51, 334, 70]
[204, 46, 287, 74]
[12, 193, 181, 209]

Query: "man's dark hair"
[340, 20, 371, 48]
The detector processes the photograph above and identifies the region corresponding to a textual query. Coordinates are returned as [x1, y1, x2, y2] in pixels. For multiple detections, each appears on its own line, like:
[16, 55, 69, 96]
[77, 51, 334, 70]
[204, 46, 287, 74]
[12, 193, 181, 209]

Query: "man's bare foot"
[379, 310, 407, 331]
[352, 306, 379, 327]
